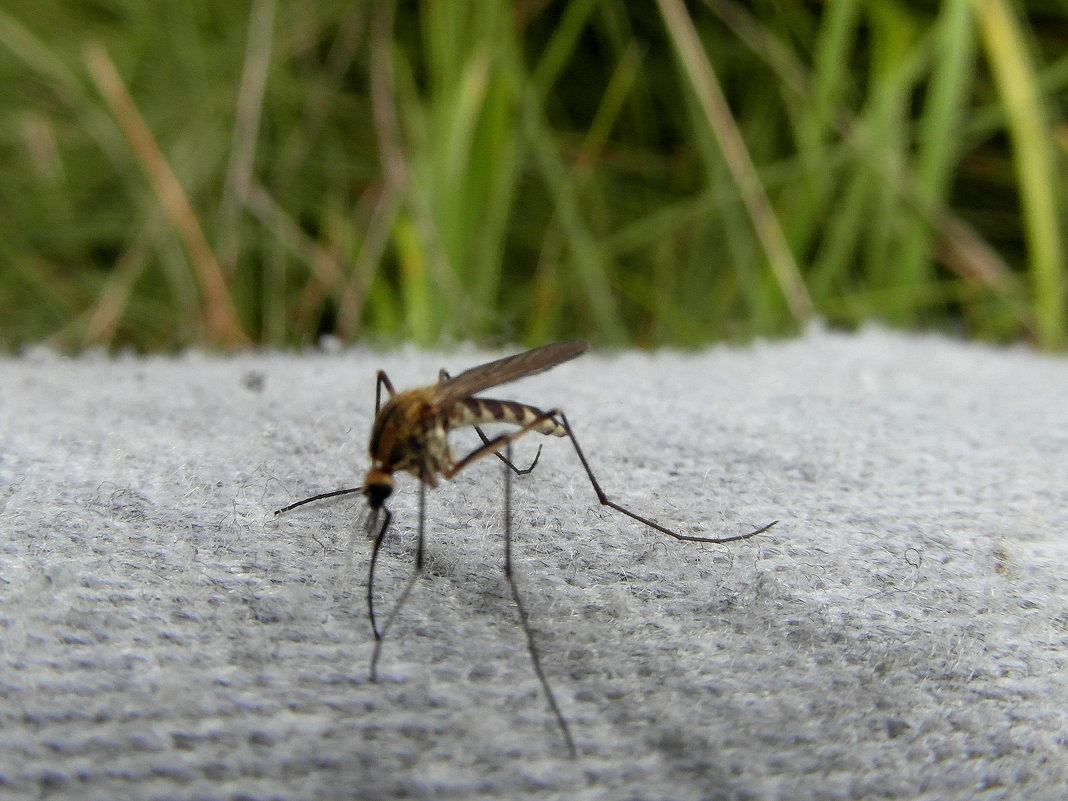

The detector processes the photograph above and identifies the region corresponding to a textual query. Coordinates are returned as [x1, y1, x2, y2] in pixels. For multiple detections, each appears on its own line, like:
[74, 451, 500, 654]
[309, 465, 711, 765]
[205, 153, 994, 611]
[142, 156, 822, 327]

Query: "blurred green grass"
[0, 0, 1064, 351]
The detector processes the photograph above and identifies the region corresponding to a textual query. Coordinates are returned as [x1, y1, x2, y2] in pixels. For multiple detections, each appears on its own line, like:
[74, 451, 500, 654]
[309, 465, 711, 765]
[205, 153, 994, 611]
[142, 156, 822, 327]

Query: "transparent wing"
[433, 341, 588, 407]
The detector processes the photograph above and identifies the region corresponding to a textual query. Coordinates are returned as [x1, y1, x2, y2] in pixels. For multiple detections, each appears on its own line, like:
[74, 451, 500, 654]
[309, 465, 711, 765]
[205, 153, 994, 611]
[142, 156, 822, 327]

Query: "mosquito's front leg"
[365, 505, 393, 641]
[370, 484, 426, 681]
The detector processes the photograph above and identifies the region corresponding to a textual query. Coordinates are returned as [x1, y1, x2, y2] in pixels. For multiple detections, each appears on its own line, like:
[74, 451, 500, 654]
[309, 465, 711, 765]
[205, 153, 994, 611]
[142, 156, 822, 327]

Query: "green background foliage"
[0, 0, 1065, 351]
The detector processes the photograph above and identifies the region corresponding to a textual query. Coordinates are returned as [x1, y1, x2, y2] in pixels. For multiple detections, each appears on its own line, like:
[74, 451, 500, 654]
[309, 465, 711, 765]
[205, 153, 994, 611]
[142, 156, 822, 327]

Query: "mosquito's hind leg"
[437, 367, 541, 474]
[501, 443, 576, 757]
[550, 410, 777, 544]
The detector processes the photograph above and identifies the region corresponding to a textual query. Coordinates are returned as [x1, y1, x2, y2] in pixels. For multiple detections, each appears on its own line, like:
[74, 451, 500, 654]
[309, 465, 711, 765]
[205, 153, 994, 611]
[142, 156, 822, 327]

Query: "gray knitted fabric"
[2, 327, 1066, 800]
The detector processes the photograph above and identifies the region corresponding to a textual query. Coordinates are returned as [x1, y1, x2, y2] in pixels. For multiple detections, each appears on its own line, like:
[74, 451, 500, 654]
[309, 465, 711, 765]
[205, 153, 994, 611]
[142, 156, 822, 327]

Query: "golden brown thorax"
[365, 386, 451, 490]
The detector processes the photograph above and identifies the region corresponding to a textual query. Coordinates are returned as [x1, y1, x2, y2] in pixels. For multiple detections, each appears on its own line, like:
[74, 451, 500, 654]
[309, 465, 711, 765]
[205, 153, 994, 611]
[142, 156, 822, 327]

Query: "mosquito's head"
[362, 465, 394, 510]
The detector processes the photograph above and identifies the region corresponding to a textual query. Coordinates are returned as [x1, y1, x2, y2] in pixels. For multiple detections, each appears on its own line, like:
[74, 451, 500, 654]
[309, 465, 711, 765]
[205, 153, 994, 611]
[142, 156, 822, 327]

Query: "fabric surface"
[1, 327, 1066, 800]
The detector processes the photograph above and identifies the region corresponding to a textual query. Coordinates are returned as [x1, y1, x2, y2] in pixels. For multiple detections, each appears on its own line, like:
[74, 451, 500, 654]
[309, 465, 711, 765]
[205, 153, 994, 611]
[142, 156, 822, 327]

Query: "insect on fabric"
[275, 341, 777, 756]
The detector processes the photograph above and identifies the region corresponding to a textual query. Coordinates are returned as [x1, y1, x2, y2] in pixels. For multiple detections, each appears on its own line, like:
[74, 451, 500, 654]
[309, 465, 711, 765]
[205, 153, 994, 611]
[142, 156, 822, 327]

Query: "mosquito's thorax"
[366, 385, 451, 486]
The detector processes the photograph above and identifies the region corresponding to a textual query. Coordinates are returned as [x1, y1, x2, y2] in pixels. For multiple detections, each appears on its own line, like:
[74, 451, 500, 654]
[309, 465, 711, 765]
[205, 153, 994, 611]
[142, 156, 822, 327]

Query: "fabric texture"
[1, 326, 1066, 800]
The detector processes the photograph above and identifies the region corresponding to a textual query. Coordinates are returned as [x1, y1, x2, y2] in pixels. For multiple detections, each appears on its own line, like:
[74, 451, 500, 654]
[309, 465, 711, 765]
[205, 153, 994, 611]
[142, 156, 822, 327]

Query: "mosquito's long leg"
[552, 410, 778, 544]
[446, 407, 772, 541]
[437, 368, 541, 475]
[375, 370, 396, 415]
[370, 482, 426, 681]
[502, 444, 576, 757]
[366, 506, 392, 640]
[273, 486, 362, 515]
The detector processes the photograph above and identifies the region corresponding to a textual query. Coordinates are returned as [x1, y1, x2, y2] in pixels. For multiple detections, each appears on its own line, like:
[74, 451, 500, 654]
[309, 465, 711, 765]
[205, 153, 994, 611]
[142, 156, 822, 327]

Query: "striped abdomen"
[447, 397, 564, 436]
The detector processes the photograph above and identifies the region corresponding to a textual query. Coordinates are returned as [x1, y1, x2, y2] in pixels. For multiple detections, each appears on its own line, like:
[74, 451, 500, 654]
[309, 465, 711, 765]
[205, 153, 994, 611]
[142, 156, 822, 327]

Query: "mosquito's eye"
[365, 483, 392, 509]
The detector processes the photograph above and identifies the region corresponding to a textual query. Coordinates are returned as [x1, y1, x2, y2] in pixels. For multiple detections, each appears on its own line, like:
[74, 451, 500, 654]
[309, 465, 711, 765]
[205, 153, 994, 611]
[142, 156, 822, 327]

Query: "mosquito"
[274, 341, 777, 756]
